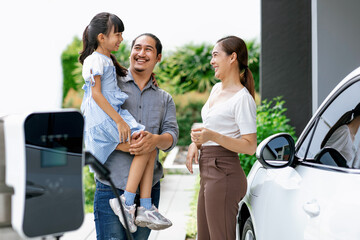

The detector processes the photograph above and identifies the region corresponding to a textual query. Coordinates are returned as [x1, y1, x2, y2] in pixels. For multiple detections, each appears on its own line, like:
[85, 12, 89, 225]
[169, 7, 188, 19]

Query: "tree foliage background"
[61, 37, 260, 102]
[154, 41, 260, 94]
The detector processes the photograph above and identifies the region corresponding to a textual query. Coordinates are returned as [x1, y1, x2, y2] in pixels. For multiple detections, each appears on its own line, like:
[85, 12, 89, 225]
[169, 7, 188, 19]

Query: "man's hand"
[131, 131, 144, 143]
[129, 131, 158, 155]
[115, 131, 143, 152]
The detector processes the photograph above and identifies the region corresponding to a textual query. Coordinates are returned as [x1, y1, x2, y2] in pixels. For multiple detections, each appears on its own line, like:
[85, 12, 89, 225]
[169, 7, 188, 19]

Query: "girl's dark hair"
[217, 36, 255, 99]
[131, 33, 162, 56]
[321, 102, 360, 148]
[79, 12, 127, 77]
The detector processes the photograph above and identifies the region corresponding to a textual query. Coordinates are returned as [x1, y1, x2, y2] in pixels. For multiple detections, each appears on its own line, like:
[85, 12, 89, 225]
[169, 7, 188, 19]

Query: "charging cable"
[84, 152, 133, 240]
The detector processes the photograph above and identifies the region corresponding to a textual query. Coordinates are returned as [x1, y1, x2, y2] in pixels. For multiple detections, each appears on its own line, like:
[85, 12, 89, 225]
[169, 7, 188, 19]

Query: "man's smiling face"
[130, 35, 161, 73]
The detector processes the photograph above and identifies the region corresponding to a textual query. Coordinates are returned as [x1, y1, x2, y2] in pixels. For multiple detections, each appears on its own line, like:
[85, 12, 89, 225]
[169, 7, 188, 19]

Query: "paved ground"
[62, 174, 198, 240]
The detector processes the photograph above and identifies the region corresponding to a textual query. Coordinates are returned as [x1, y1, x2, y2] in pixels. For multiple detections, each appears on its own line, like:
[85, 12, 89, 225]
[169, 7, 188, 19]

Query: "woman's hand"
[116, 118, 131, 144]
[186, 142, 199, 174]
[191, 127, 213, 145]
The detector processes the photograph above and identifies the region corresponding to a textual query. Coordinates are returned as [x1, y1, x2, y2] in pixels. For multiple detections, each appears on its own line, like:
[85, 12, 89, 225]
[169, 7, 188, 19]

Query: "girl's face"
[210, 43, 231, 80]
[102, 26, 123, 53]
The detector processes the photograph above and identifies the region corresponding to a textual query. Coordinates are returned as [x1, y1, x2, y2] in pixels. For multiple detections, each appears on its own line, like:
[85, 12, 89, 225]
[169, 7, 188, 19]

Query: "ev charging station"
[0, 110, 85, 239]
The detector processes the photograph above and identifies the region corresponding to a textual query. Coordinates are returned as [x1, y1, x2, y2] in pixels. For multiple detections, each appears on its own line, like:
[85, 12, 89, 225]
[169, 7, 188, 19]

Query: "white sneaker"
[135, 205, 172, 230]
[109, 195, 137, 233]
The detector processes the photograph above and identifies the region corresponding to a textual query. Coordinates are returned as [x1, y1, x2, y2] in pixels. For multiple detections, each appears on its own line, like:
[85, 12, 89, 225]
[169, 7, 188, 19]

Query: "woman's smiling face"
[210, 43, 231, 80]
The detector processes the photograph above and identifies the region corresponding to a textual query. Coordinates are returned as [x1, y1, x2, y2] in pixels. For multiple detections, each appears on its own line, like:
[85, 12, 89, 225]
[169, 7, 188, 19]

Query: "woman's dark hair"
[321, 102, 360, 148]
[217, 36, 255, 99]
[131, 33, 162, 56]
[79, 12, 127, 77]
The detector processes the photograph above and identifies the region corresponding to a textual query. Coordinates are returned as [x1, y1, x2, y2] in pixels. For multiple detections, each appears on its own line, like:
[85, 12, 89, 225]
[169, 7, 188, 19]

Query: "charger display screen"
[40, 147, 67, 167]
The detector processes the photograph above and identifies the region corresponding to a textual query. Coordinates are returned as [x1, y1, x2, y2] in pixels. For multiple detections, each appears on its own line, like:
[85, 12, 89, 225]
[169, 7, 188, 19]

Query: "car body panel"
[246, 162, 360, 239]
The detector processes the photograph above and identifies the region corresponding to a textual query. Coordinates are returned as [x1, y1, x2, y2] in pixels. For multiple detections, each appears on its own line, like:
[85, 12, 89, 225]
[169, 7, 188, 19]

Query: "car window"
[297, 79, 360, 168]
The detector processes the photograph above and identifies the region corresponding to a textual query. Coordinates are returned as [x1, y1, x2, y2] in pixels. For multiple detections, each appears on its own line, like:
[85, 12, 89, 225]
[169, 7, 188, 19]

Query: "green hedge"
[61, 37, 82, 102]
[62, 38, 260, 103]
[176, 101, 204, 146]
[240, 96, 297, 175]
[83, 167, 96, 213]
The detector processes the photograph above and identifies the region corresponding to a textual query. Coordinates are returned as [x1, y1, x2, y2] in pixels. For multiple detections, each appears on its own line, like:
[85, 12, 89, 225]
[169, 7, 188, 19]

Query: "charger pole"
[0, 119, 14, 227]
[0, 119, 19, 239]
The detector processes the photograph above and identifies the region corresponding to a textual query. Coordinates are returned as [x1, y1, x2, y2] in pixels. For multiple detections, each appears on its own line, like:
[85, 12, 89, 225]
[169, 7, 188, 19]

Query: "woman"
[186, 36, 257, 239]
[321, 103, 360, 168]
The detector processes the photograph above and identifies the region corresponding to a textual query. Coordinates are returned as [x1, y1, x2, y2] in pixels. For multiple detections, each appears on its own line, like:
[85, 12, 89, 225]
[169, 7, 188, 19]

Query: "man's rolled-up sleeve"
[160, 94, 179, 152]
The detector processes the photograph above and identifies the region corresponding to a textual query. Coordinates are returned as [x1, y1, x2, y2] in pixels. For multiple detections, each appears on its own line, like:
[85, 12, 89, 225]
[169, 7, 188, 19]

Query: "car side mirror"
[256, 133, 295, 169]
[315, 147, 349, 168]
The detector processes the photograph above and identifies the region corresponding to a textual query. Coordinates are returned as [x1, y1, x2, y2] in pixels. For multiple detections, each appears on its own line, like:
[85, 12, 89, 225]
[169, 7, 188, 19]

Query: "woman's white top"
[201, 82, 257, 146]
[324, 124, 359, 168]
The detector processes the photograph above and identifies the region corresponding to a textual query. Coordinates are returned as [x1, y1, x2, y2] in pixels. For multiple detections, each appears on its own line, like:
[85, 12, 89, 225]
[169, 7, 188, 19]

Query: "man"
[93, 33, 179, 240]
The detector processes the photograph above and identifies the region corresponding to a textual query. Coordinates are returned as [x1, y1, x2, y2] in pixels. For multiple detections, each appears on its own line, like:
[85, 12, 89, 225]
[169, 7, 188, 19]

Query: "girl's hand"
[151, 72, 158, 87]
[116, 119, 131, 144]
[186, 142, 199, 174]
[131, 131, 144, 143]
[191, 127, 213, 145]
[115, 142, 130, 152]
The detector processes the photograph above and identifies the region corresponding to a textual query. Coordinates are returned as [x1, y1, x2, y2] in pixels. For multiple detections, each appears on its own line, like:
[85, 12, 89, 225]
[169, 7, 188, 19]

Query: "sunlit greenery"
[155, 40, 260, 94]
[61, 37, 82, 101]
[154, 44, 216, 94]
[240, 97, 297, 175]
[61, 38, 260, 103]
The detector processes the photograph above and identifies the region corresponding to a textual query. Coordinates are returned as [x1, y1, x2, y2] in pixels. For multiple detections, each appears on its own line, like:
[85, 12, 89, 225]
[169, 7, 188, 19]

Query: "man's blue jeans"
[94, 180, 161, 240]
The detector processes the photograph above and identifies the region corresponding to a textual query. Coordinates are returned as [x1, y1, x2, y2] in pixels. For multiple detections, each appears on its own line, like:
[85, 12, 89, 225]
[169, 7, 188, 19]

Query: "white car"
[238, 66, 360, 240]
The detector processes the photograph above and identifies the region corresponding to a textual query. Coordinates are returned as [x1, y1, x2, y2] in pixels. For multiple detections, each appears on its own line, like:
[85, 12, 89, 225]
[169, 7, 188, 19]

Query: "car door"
[294, 74, 360, 239]
[249, 69, 360, 240]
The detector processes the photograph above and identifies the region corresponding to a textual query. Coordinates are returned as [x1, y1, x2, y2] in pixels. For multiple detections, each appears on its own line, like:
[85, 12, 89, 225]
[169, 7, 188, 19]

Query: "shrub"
[176, 101, 204, 146]
[61, 37, 82, 102]
[240, 96, 297, 175]
[154, 40, 260, 95]
[83, 167, 95, 213]
[247, 40, 260, 92]
[155, 44, 216, 94]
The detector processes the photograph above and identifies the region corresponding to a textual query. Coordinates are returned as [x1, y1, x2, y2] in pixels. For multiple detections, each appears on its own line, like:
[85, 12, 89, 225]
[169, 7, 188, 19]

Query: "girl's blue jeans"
[94, 180, 161, 240]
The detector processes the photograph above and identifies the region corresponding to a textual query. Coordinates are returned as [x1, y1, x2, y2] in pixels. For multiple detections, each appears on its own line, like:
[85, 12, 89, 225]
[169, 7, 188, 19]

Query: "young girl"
[79, 12, 171, 233]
